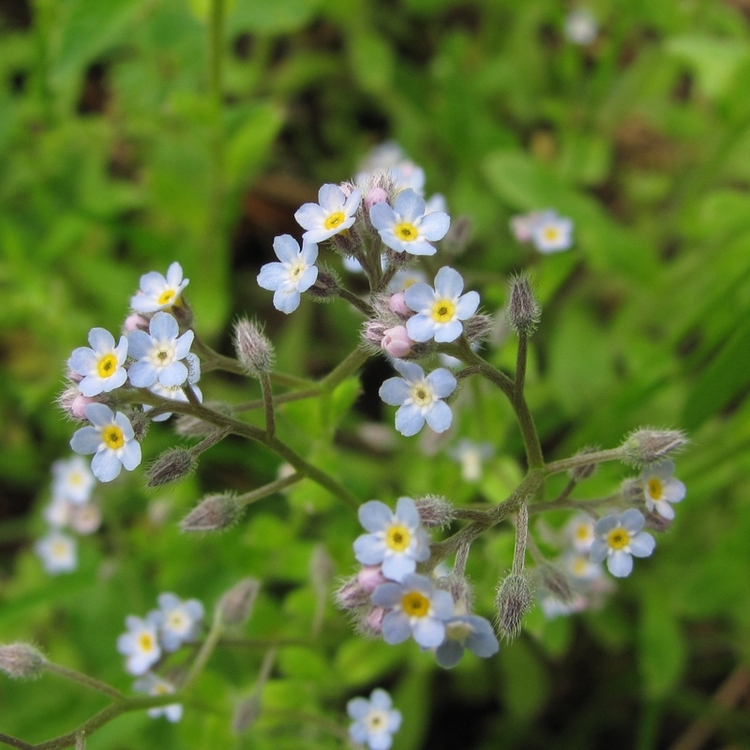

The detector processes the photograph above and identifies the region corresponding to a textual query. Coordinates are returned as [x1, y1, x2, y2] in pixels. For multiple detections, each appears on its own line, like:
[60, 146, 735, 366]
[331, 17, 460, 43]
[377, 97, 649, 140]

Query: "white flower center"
[288, 262, 306, 281]
[410, 383, 435, 408]
[445, 620, 474, 642]
[150, 343, 176, 367]
[365, 709, 389, 732]
[167, 610, 188, 633]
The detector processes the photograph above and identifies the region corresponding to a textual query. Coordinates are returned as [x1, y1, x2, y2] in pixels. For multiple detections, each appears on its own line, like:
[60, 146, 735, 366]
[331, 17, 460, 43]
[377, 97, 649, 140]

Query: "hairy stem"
[45, 662, 125, 702]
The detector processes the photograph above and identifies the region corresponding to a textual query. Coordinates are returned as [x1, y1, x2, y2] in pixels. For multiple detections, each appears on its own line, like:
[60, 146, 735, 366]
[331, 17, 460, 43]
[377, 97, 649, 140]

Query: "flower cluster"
[62, 263, 202, 482]
[347, 688, 402, 750]
[510, 209, 574, 253]
[117, 592, 205, 722]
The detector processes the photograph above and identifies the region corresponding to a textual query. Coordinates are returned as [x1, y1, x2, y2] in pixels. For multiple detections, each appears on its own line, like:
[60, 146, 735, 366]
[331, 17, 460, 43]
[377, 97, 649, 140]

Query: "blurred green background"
[2, 0, 750, 748]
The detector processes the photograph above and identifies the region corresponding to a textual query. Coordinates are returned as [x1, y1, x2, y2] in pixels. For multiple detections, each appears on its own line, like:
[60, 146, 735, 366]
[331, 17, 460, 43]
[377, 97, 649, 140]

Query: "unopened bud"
[233, 692, 262, 734]
[180, 493, 243, 532]
[535, 564, 574, 603]
[442, 215, 473, 255]
[122, 313, 149, 332]
[363, 320, 387, 348]
[334, 576, 371, 610]
[643, 508, 673, 533]
[357, 565, 387, 593]
[127, 409, 151, 442]
[388, 292, 411, 317]
[365, 186, 388, 211]
[464, 313, 493, 343]
[621, 429, 688, 467]
[436, 573, 473, 612]
[306, 268, 340, 302]
[0, 643, 46, 679]
[569, 446, 599, 482]
[381, 326, 413, 358]
[218, 577, 260, 626]
[233, 318, 275, 377]
[146, 448, 195, 487]
[357, 606, 385, 637]
[506, 276, 541, 334]
[495, 573, 533, 640]
[58, 388, 97, 421]
[413, 495, 455, 529]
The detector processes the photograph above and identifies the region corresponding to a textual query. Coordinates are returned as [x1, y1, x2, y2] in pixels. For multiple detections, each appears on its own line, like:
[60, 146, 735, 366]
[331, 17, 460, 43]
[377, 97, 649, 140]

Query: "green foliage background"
[1, 0, 750, 747]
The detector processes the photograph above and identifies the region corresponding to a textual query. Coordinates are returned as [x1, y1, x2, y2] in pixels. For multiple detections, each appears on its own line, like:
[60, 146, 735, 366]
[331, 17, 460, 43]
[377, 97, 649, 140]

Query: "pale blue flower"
[435, 614, 499, 669]
[449, 440, 494, 482]
[68, 328, 128, 397]
[127, 312, 195, 389]
[530, 210, 574, 253]
[590, 509, 655, 578]
[257, 234, 318, 313]
[370, 188, 450, 256]
[152, 592, 204, 652]
[641, 460, 686, 520]
[347, 688, 402, 750]
[117, 613, 161, 675]
[372, 573, 454, 648]
[133, 673, 183, 722]
[70, 403, 141, 482]
[51, 456, 96, 505]
[35, 531, 77, 575]
[565, 9, 598, 45]
[379, 361, 456, 436]
[404, 267, 480, 343]
[354, 497, 430, 582]
[130, 262, 189, 313]
[294, 183, 361, 243]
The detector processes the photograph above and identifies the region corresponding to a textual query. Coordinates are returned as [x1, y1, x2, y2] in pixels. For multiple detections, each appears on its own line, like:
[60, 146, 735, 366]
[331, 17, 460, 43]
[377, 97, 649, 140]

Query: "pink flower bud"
[364, 320, 387, 346]
[365, 187, 388, 211]
[339, 180, 356, 198]
[364, 606, 385, 635]
[356, 565, 387, 593]
[381, 326, 413, 358]
[123, 313, 149, 332]
[388, 292, 411, 316]
[71, 394, 96, 420]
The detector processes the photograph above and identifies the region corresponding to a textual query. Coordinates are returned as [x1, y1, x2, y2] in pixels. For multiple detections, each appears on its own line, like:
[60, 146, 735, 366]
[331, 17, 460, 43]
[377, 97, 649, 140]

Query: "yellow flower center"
[139, 633, 154, 652]
[103, 425, 125, 450]
[446, 620, 473, 641]
[571, 556, 589, 576]
[324, 211, 346, 230]
[97, 354, 118, 378]
[575, 524, 591, 541]
[157, 289, 176, 306]
[386, 524, 411, 552]
[52, 541, 69, 558]
[395, 222, 418, 241]
[542, 226, 560, 242]
[153, 682, 171, 695]
[411, 385, 433, 407]
[647, 478, 663, 500]
[289, 262, 305, 280]
[70, 472, 83, 486]
[431, 299, 455, 323]
[607, 528, 630, 550]
[168, 611, 186, 630]
[401, 591, 430, 618]
[365, 709, 388, 731]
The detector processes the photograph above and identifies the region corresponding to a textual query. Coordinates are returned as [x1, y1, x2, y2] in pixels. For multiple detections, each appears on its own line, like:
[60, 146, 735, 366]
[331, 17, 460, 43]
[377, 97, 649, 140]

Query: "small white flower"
[133, 673, 183, 723]
[379, 361, 457, 436]
[294, 183, 361, 243]
[51, 456, 96, 505]
[257, 234, 319, 314]
[68, 328, 128, 397]
[347, 688, 402, 750]
[590, 509, 655, 578]
[130, 262, 189, 313]
[404, 267, 480, 343]
[43, 496, 73, 528]
[530, 210, 574, 253]
[70, 403, 142, 483]
[641, 460, 686, 520]
[152, 592, 205, 652]
[35, 532, 77, 574]
[566, 513, 596, 553]
[117, 614, 161, 675]
[370, 188, 450, 256]
[449, 440, 494, 482]
[69, 502, 102, 535]
[565, 9, 598, 45]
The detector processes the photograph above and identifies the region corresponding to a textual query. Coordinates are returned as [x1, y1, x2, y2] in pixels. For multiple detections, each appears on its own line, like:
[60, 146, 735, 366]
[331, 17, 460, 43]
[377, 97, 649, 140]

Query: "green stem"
[529, 493, 621, 515]
[319, 345, 371, 391]
[336, 286, 375, 317]
[545, 448, 625, 476]
[259, 372, 275, 438]
[236, 473, 302, 507]
[182, 615, 224, 691]
[0, 734, 33, 750]
[512, 502, 529, 575]
[45, 662, 125, 702]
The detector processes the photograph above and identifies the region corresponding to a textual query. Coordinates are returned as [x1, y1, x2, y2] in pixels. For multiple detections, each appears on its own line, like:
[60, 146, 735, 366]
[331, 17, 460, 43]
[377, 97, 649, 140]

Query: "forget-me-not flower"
[117, 614, 162, 675]
[347, 688, 402, 750]
[372, 573, 454, 647]
[35, 531, 77, 575]
[370, 188, 450, 256]
[530, 210, 574, 253]
[294, 183, 361, 243]
[257, 234, 319, 313]
[379, 361, 457, 436]
[70, 403, 141, 482]
[404, 267, 480, 343]
[130, 262, 189, 313]
[354, 497, 430, 582]
[565, 9, 598, 45]
[435, 614, 499, 669]
[68, 328, 128, 397]
[51, 456, 96, 505]
[152, 592, 204, 652]
[640, 460, 686, 520]
[590, 509, 655, 578]
[127, 312, 195, 389]
[566, 513, 596, 553]
[133, 674, 183, 722]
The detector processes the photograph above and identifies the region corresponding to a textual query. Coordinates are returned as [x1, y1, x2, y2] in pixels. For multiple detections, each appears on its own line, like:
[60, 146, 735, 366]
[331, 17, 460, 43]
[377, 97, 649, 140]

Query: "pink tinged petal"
[607, 551, 633, 578]
[406, 314, 437, 342]
[381, 611, 411, 644]
[257, 262, 287, 290]
[92, 450, 122, 482]
[273, 287, 301, 314]
[85, 402, 115, 427]
[395, 404, 426, 436]
[369, 202, 396, 231]
[433, 319, 463, 343]
[455, 291, 480, 319]
[88, 327, 115, 353]
[358, 500, 394, 531]
[273, 234, 301, 264]
[404, 282, 436, 312]
[296, 265, 318, 293]
[412, 617, 446, 648]
[354, 534, 386, 565]
[379, 377, 411, 405]
[418, 212, 450, 241]
[394, 189, 425, 223]
[70, 426, 101, 455]
[294, 203, 327, 231]
[119, 440, 142, 471]
[434, 267, 464, 297]
[629, 532, 655, 557]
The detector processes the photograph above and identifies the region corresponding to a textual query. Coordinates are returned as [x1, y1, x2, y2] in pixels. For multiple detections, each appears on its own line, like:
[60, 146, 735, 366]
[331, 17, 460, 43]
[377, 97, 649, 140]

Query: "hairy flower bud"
[381, 326, 413, 358]
[356, 606, 385, 638]
[146, 448, 195, 487]
[464, 313, 493, 344]
[306, 268, 340, 302]
[58, 388, 97, 421]
[621, 428, 688, 467]
[233, 692, 262, 734]
[0, 643, 46, 679]
[233, 318, 275, 377]
[535, 564, 574, 603]
[569, 446, 599, 482]
[180, 493, 243, 532]
[506, 276, 541, 334]
[388, 292, 411, 317]
[442, 215, 473, 255]
[495, 573, 533, 640]
[413, 495, 455, 529]
[334, 575, 371, 611]
[218, 578, 261, 626]
[436, 573, 473, 612]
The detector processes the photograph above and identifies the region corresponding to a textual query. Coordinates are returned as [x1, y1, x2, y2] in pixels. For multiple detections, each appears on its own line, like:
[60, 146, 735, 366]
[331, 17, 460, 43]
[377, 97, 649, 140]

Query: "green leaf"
[638, 590, 685, 699]
[229, 0, 322, 34]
